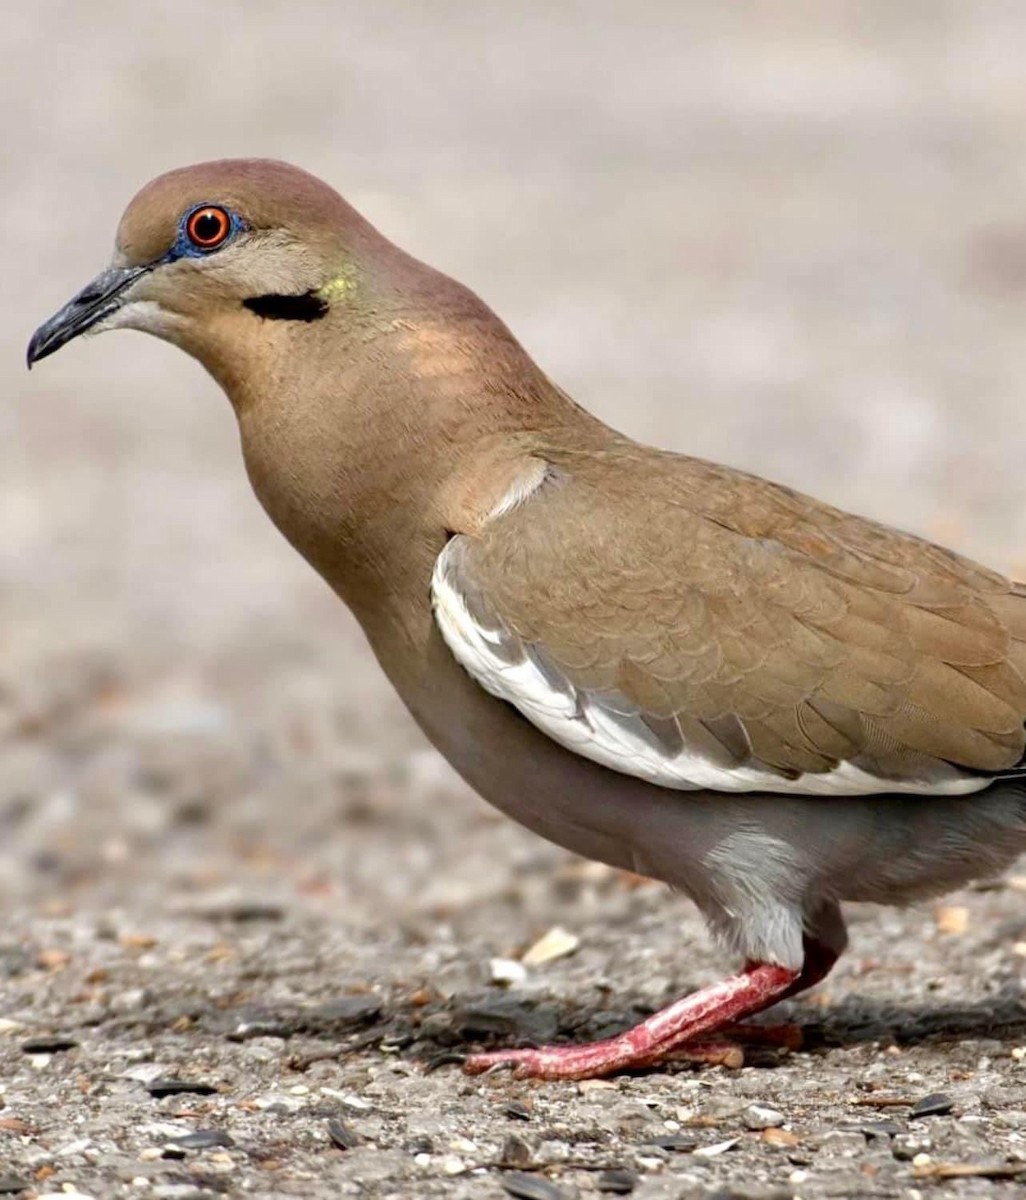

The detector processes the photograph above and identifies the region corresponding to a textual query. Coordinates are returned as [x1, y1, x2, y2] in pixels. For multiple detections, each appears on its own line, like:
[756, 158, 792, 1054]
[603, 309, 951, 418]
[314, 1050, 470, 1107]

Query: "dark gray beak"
[27, 264, 150, 368]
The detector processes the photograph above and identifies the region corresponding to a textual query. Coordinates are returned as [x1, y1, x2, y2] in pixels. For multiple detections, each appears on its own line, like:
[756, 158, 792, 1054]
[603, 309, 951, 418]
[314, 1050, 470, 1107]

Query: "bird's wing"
[432, 446, 1026, 796]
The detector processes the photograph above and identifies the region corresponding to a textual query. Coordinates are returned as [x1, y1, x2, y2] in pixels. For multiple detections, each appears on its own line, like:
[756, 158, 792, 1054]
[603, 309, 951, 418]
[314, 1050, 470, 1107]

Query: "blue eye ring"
[170, 203, 247, 259]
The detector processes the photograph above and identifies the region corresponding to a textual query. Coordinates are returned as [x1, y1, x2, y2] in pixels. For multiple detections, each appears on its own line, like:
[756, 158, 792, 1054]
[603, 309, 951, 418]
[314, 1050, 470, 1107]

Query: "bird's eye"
[185, 206, 232, 250]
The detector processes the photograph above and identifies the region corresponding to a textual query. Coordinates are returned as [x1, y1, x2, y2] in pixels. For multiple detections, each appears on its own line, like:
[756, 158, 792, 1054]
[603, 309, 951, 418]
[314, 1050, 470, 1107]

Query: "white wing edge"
[431, 540, 991, 798]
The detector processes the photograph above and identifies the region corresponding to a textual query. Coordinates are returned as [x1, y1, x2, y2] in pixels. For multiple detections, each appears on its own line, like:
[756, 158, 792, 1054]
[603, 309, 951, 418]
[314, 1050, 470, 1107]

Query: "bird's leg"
[712, 935, 841, 1051]
[764, 934, 839, 1004]
[461, 961, 798, 1081]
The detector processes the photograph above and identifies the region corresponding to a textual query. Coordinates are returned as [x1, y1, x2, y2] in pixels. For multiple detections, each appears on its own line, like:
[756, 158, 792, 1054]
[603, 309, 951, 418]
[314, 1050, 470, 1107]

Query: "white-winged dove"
[27, 160, 1026, 1080]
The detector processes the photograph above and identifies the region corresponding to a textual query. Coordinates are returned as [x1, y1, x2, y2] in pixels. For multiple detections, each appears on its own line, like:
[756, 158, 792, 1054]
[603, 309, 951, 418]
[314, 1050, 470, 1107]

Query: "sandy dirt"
[5, 3, 1026, 1196]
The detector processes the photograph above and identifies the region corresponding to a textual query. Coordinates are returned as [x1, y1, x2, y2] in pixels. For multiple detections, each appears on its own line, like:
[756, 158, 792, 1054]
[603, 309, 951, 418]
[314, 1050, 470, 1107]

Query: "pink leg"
[708, 937, 840, 1051]
[462, 962, 798, 1081]
[760, 936, 839, 1006]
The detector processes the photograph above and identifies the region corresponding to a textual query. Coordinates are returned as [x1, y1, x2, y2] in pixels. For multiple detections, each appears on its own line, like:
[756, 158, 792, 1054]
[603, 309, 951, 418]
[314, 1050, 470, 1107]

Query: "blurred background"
[6, 0, 1026, 899]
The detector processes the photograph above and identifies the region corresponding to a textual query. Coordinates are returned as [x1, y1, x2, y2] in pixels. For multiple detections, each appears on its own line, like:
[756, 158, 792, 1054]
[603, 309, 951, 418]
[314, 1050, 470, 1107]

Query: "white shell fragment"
[693, 1137, 741, 1158]
[522, 925, 581, 966]
[489, 957, 528, 986]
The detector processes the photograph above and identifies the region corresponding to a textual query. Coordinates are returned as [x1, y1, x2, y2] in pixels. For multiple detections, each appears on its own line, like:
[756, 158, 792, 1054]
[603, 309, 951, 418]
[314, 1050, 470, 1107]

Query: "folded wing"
[432, 446, 1026, 797]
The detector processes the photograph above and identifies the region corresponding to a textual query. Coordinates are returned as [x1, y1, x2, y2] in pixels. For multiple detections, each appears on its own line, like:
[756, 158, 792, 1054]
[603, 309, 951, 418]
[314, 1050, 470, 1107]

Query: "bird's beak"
[27, 264, 150, 368]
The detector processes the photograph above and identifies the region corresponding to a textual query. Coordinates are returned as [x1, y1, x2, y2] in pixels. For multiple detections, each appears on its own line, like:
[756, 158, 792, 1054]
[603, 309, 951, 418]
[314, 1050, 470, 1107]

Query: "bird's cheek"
[91, 297, 187, 342]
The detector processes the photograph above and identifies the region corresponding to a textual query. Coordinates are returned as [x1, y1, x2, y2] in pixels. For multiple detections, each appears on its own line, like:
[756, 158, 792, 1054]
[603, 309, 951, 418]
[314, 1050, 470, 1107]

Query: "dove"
[28, 160, 1026, 1078]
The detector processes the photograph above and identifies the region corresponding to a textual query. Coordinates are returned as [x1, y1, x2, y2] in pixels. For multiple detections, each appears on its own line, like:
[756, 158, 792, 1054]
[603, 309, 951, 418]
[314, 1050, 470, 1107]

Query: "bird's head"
[25, 159, 585, 605]
[27, 159, 391, 390]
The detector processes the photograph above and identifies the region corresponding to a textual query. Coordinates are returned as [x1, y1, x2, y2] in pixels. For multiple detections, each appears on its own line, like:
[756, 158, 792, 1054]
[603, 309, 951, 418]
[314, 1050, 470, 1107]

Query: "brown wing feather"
[457, 443, 1026, 784]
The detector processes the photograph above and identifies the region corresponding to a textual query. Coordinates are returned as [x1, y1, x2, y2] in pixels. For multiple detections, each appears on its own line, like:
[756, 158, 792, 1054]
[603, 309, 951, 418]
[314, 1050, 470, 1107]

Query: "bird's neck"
[222, 287, 607, 630]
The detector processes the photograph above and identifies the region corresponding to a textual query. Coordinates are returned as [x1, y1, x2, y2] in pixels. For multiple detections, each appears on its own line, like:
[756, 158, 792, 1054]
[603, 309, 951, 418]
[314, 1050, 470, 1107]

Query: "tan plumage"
[450, 443, 1026, 780]
[27, 159, 1026, 1080]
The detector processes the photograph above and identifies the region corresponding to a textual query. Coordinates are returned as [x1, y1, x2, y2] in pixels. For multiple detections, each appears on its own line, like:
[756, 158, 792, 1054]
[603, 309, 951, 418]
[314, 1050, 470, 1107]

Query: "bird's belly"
[416, 672, 1026, 914]
[795, 787, 1026, 905]
[373, 620, 702, 875]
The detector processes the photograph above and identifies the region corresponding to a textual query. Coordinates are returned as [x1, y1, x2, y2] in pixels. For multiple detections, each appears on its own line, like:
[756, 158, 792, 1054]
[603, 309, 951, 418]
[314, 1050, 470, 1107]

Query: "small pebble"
[150, 1188, 213, 1200]
[504, 1100, 532, 1121]
[500, 1172, 567, 1200]
[500, 1134, 533, 1167]
[892, 1133, 932, 1161]
[910, 1092, 954, 1119]
[577, 1079, 617, 1094]
[643, 1134, 696, 1151]
[20, 1035, 78, 1054]
[597, 1168, 639, 1194]
[173, 1130, 235, 1151]
[317, 1089, 372, 1110]
[441, 1155, 465, 1175]
[56, 1138, 92, 1157]
[177, 896, 284, 922]
[535, 1139, 571, 1166]
[147, 1078, 219, 1098]
[327, 1117, 360, 1150]
[761, 1127, 800, 1148]
[254, 1093, 305, 1114]
[861, 1120, 901, 1139]
[490, 958, 528, 986]
[743, 1103, 784, 1130]
[934, 905, 969, 935]
[635, 1156, 664, 1172]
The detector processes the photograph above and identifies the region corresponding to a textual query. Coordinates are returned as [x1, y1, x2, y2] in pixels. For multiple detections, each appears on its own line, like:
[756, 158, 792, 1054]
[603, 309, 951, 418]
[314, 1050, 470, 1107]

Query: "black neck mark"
[243, 291, 328, 322]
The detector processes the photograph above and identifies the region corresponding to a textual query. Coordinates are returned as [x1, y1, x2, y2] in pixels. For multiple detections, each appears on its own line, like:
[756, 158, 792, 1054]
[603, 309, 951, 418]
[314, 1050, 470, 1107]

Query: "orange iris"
[185, 206, 231, 250]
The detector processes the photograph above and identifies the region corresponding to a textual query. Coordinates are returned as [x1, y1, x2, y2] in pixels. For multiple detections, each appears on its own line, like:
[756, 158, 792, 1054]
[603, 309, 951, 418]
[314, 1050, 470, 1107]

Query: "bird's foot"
[718, 1020, 804, 1051]
[461, 962, 798, 1081]
[648, 1023, 803, 1069]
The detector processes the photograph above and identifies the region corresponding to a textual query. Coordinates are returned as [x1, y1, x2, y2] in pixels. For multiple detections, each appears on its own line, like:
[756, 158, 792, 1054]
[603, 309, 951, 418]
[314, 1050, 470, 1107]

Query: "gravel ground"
[7, 3, 1026, 1197]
